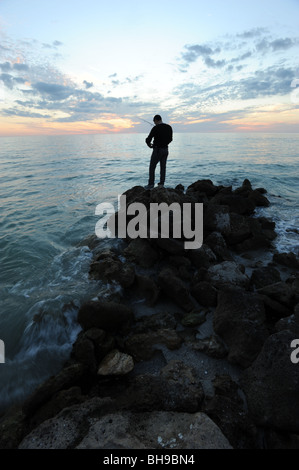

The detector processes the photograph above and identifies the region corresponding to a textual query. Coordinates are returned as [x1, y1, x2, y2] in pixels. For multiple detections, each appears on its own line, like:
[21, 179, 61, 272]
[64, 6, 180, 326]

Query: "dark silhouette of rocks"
[1, 179, 299, 450]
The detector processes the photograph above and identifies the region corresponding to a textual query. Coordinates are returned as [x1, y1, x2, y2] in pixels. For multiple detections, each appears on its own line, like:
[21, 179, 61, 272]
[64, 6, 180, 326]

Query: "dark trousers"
[148, 147, 168, 186]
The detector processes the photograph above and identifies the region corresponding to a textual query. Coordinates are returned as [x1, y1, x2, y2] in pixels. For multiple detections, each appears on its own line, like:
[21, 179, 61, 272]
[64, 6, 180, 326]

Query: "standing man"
[144, 115, 173, 189]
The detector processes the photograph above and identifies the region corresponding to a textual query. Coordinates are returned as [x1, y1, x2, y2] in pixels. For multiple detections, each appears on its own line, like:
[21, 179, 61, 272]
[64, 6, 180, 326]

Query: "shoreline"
[1, 178, 299, 449]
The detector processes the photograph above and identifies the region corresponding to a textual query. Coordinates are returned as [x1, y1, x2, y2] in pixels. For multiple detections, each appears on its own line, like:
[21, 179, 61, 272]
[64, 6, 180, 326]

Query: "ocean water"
[0, 132, 298, 412]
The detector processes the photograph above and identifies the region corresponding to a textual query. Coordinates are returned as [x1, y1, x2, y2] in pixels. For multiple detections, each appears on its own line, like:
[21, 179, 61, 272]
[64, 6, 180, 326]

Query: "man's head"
[153, 115, 162, 125]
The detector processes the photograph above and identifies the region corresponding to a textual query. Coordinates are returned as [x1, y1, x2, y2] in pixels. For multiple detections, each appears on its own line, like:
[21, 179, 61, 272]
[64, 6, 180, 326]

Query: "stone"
[204, 204, 231, 235]
[158, 268, 195, 312]
[89, 251, 135, 288]
[209, 193, 256, 215]
[241, 330, 299, 433]
[187, 244, 217, 268]
[248, 189, 270, 207]
[206, 261, 249, 289]
[250, 266, 281, 289]
[77, 300, 134, 332]
[191, 281, 218, 307]
[191, 335, 228, 359]
[125, 329, 182, 361]
[134, 274, 160, 306]
[273, 252, 299, 269]
[22, 363, 86, 418]
[257, 281, 295, 309]
[76, 411, 232, 449]
[213, 287, 268, 368]
[181, 311, 206, 327]
[124, 238, 159, 268]
[187, 179, 220, 198]
[203, 375, 258, 449]
[97, 349, 134, 376]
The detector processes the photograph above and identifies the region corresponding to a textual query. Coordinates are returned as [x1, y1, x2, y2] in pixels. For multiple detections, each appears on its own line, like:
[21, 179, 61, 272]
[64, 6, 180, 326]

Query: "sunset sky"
[0, 0, 299, 135]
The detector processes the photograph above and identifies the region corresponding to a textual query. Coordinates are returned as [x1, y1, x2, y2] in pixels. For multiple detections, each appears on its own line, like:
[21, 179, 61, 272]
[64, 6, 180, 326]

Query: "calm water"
[0, 132, 298, 411]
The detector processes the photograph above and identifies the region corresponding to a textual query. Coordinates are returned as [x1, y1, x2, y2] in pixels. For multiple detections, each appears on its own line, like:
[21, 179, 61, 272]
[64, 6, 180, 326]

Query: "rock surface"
[1, 178, 299, 450]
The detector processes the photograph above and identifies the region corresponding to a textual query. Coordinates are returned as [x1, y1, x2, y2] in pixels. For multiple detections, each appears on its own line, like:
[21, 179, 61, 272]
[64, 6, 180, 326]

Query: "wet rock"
[119, 360, 204, 413]
[132, 311, 178, 334]
[22, 363, 86, 418]
[18, 397, 114, 449]
[209, 193, 256, 215]
[134, 274, 160, 306]
[124, 238, 159, 268]
[225, 213, 252, 246]
[275, 308, 299, 335]
[125, 329, 182, 361]
[181, 311, 206, 327]
[241, 330, 299, 433]
[187, 179, 220, 198]
[97, 349, 134, 376]
[77, 301, 134, 332]
[204, 204, 231, 235]
[206, 261, 249, 289]
[248, 189, 270, 207]
[75, 411, 233, 449]
[187, 244, 217, 268]
[150, 186, 183, 205]
[234, 179, 252, 196]
[191, 335, 228, 359]
[191, 281, 218, 307]
[71, 333, 97, 373]
[257, 281, 296, 309]
[213, 287, 268, 368]
[89, 250, 135, 288]
[158, 268, 195, 312]
[0, 406, 27, 449]
[203, 375, 259, 449]
[84, 328, 115, 362]
[250, 265, 281, 289]
[204, 232, 234, 262]
[273, 252, 299, 269]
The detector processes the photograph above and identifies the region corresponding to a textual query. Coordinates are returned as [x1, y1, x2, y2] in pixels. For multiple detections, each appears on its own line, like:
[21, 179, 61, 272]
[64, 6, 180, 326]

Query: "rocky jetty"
[1, 179, 299, 449]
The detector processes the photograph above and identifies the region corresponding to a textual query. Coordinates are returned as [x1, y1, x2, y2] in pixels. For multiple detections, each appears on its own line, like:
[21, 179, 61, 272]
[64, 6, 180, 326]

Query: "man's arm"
[145, 128, 155, 148]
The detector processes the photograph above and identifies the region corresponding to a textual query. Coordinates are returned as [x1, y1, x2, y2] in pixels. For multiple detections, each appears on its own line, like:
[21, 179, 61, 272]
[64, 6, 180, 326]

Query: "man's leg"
[148, 148, 159, 186]
[159, 148, 169, 185]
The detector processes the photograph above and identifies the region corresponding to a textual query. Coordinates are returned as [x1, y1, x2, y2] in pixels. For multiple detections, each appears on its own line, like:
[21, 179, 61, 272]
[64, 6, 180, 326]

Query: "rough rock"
[241, 330, 299, 433]
[191, 281, 218, 307]
[158, 268, 195, 312]
[134, 274, 160, 306]
[77, 300, 134, 332]
[206, 261, 249, 289]
[203, 375, 259, 449]
[118, 360, 204, 412]
[21, 363, 86, 418]
[89, 250, 135, 288]
[97, 349, 134, 376]
[124, 238, 159, 268]
[187, 244, 217, 268]
[273, 252, 299, 269]
[250, 265, 281, 289]
[204, 204, 231, 235]
[125, 329, 182, 361]
[213, 288, 268, 368]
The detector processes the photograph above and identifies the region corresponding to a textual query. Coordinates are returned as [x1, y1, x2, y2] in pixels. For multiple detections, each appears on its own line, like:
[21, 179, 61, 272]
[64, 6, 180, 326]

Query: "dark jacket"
[146, 123, 173, 148]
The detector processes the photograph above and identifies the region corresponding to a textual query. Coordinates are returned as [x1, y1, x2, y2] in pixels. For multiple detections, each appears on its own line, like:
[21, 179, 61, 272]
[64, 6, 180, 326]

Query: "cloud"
[0, 73, 26, 89]
[256, 37, 297, 53]
[83, 80, 93, 89]
[31, 82, 75, 100]
[237, 28, 267, 39]
[42, 40, 63, 49]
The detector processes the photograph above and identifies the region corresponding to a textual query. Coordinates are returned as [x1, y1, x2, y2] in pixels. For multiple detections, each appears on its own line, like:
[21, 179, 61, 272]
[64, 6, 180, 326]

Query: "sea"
[0, 132, 298, 413]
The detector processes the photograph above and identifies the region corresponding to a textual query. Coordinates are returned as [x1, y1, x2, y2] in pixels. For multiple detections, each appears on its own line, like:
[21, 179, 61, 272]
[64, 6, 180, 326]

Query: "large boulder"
[158, 268, 195, 312]
[89, 250, 135, 288]
[19, 400, 232, 449]
[206, 261, 249, 289]
[124, 238, 159, 268]
[213, 288, 269, 368]
[77, 301, 134, 332]
[241, 330, 299, 433]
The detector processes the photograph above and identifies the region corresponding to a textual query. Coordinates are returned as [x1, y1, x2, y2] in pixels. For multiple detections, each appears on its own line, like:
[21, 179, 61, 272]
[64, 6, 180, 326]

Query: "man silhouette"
[144, 115, 173, 189]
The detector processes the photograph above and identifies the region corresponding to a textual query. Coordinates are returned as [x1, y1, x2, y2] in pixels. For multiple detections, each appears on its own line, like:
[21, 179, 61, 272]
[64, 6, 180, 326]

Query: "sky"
[0, 0, 299, 135]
